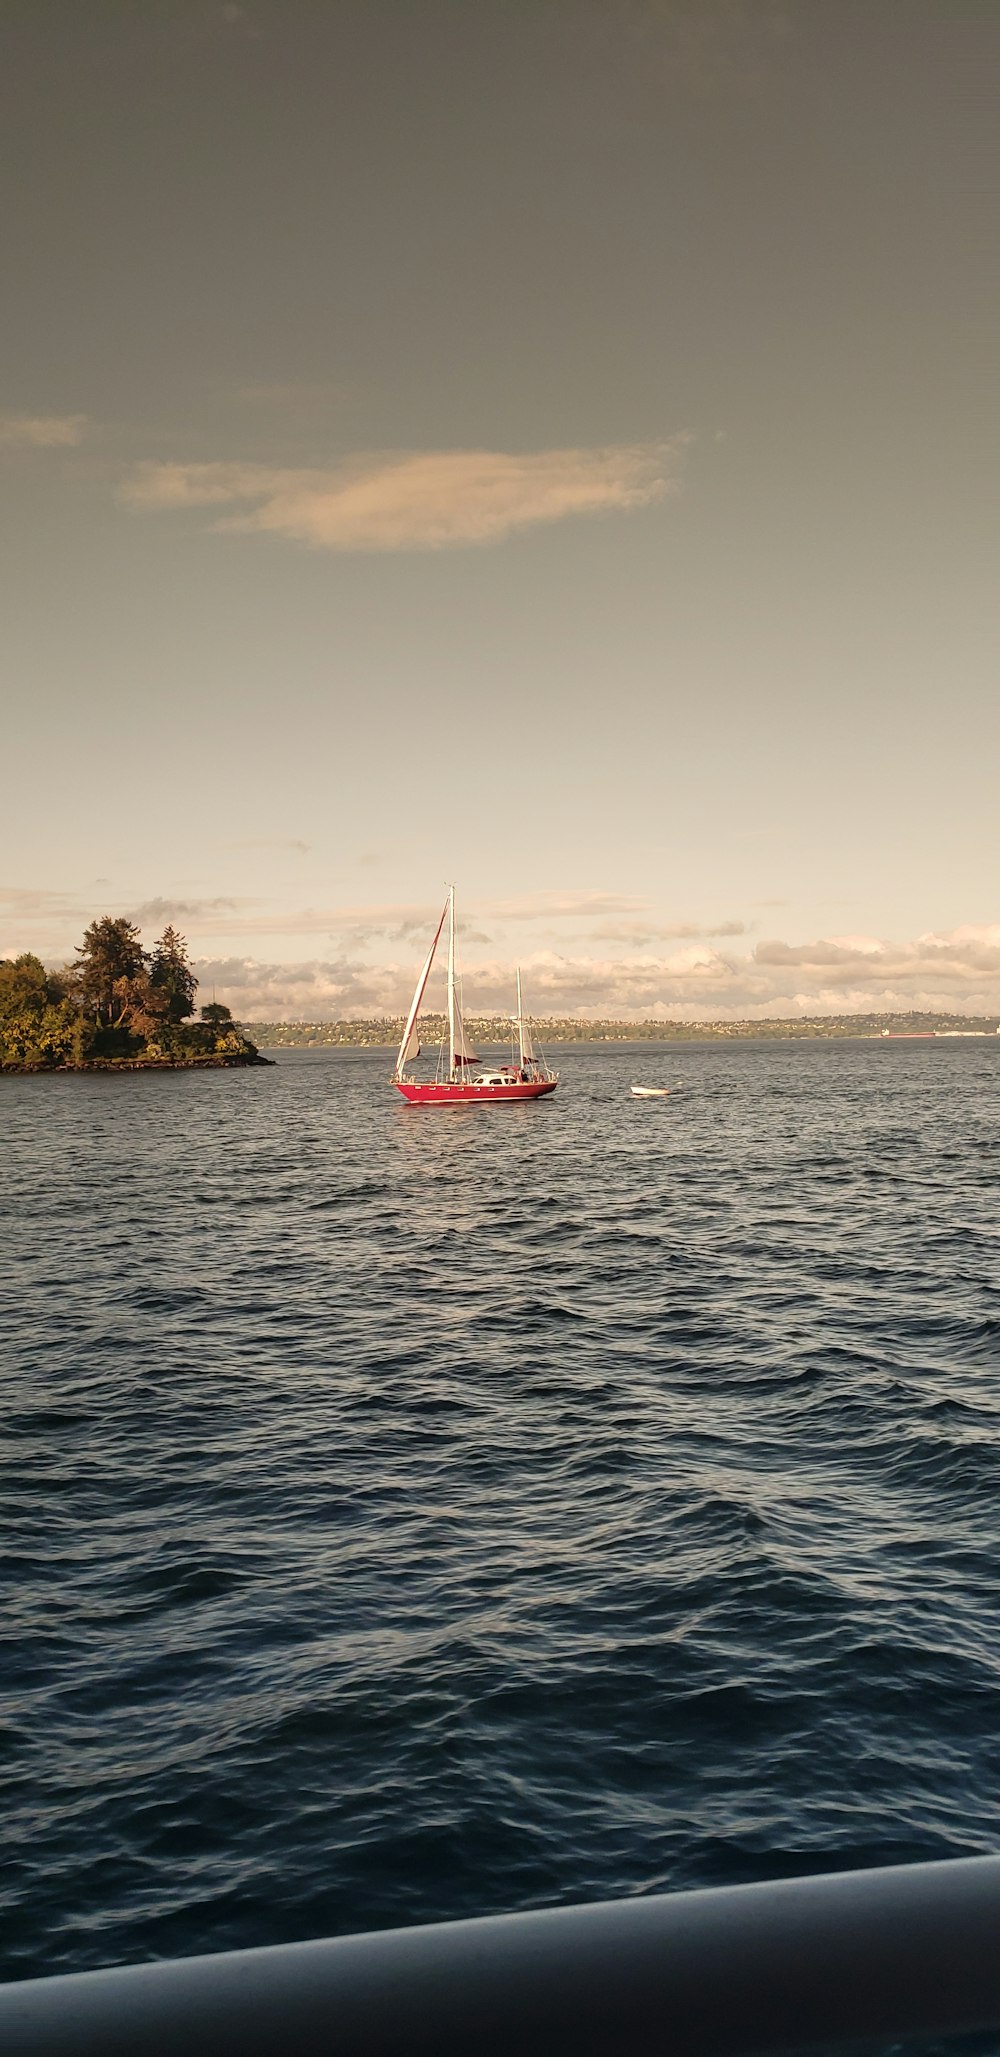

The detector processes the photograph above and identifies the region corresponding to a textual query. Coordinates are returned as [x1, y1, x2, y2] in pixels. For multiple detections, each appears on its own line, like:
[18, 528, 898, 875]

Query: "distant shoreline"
[245, 1014, 1000, 1048]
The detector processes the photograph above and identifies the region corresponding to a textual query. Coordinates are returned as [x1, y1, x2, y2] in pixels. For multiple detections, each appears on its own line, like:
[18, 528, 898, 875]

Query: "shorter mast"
[516, 967, 535, 1066]
[395, 896, 449, 1077]
[446, 884, 477, 1075]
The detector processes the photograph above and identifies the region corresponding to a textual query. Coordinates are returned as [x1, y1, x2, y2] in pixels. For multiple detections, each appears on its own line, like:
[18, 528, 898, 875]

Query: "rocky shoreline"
[3, 1053, 275, 1075]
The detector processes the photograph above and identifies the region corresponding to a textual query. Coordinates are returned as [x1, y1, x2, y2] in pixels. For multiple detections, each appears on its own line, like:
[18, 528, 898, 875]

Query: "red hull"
[394, 1079, 557, 1104]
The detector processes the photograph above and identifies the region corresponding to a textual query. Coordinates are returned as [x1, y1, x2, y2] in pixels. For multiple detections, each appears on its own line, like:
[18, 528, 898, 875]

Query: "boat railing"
[3, 1851, 1000, 2053]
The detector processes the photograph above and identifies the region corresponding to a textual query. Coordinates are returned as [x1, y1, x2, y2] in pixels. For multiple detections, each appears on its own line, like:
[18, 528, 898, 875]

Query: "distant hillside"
[244, 1012, 1000, 1047]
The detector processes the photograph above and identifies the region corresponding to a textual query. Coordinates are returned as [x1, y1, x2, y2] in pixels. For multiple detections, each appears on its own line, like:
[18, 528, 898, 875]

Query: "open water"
[3, 1040, 1000, 2029]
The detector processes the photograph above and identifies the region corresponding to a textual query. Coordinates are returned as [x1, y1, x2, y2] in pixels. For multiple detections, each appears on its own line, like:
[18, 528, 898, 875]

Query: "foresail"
[451, 990, 478, 1065]
[395, 897, 449, 1075]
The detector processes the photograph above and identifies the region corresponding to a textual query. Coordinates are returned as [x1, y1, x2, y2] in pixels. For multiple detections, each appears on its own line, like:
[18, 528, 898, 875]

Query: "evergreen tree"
[149, 926, 197, 1024]
[75, 918, 148, 1027]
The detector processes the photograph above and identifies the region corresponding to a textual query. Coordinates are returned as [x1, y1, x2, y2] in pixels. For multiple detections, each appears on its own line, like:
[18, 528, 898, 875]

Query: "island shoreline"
[2, 1053, 274, 1076]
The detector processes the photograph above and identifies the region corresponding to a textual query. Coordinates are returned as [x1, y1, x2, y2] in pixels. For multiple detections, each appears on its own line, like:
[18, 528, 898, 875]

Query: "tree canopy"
[1, 918, 262, 1070]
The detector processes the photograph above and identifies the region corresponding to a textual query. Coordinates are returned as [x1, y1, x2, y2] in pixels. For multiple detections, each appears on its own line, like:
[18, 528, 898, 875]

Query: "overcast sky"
[2, 0, 998, 1018]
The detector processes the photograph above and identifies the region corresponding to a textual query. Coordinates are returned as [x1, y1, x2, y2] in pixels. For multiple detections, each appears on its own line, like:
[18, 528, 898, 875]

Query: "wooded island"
[0, 917, 268, 1072]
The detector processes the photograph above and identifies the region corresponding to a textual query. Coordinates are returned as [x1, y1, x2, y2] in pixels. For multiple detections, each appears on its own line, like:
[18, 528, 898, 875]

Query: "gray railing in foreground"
[2, 1853, 1000, 2056]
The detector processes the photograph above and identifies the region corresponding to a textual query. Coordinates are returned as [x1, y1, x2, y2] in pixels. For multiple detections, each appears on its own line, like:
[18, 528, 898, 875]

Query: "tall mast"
[447, 884, 457, 1079]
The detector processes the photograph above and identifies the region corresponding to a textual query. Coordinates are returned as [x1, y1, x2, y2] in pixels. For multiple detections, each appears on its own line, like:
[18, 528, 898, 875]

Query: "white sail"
[451, 989, 478, 1066]
[447, 886, 478, 1071]
[395, 897, 449, 1075]
[516, 967, 535, 1063]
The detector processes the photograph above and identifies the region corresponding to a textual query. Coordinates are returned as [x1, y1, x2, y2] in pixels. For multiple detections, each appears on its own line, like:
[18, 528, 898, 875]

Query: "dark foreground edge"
[2, 1853, 1000, 2056]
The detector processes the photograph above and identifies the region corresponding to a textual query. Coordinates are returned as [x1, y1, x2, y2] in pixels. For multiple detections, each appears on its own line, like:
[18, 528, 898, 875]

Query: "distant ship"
[392, 888, 558, 1105]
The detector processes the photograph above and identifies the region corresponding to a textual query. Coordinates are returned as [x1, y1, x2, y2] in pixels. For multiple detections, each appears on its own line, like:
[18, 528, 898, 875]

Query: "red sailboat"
[393, 888, 558, 1105]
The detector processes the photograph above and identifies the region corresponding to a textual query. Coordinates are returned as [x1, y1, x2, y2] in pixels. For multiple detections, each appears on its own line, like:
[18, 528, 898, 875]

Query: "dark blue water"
[3, 1041, 1000, 2007]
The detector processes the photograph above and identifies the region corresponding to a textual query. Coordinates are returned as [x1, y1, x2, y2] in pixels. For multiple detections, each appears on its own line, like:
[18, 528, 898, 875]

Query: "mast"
[447, 885, 457, 1079]
[516, 966, 535, 1065]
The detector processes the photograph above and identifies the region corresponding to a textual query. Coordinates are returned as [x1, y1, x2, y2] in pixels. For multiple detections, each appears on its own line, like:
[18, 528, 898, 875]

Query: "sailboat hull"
[394, 1079, 557, 1105]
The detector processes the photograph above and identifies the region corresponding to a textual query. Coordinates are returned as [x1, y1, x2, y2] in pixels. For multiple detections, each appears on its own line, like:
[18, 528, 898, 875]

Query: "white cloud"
[0, 412, 87, 448]
[195, 955, 394, 1017]
[120, 440, 686, 551]
[754, 927, 1000, 983]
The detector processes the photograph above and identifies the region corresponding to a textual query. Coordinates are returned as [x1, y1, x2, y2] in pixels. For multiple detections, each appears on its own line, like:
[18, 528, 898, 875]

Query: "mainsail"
[395, 896, 448, 1075]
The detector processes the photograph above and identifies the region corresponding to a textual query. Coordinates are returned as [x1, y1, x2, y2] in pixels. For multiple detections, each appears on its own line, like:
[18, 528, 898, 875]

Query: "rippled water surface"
[3, 1040, 1000, 1991]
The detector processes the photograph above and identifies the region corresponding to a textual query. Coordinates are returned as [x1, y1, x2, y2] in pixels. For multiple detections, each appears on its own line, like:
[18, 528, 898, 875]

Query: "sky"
[2, 0, 998, 1019]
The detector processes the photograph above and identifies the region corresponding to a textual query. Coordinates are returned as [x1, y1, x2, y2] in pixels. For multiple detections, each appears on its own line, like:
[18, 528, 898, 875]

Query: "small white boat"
[630, 1084, 673, 1098]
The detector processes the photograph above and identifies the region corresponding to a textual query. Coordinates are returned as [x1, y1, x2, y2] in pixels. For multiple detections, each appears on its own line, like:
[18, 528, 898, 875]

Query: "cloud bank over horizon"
[193, 922, 1000, 1022]
[5, 886, 1000, 1020]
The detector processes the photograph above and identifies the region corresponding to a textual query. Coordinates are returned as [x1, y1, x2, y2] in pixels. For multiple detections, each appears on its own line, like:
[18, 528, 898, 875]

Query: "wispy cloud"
[589, 918, 746, 943]
[0, 412, 87, 449]
[0, 886, 250, 957]
[0, 885, 91, 921]
[127, 895, 244, 926]
[482, 891, 651, 921]
[120, 440, 687, 552]
[223, 837, 311, 855]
